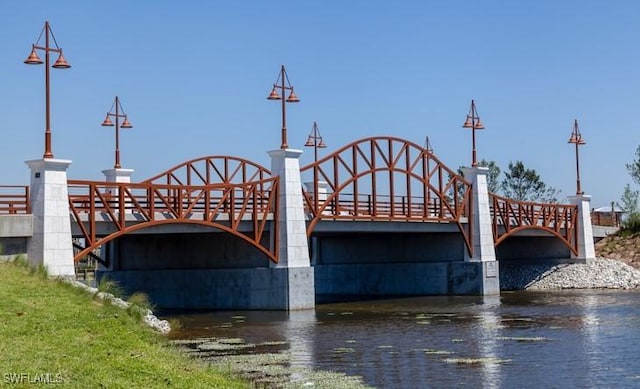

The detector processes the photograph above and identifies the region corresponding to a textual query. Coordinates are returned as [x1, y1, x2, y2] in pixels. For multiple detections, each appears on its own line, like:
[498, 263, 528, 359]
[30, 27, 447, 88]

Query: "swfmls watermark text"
[3, 372, 64, 385]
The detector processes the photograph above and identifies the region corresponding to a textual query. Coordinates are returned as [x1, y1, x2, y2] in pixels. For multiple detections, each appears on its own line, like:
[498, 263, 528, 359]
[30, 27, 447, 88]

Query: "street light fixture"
[101, 96, 133, 169]
[267, 65, 300, 149]
[24, 21, 71, 159]
[568, 119, 586, 195]
[304, 121, 326, 212]
[304, 121, 327, 163]
[462, 99, 485, 167]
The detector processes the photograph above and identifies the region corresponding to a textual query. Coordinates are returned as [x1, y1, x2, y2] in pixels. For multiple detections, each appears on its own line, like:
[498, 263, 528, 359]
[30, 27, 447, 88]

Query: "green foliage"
[127, 292, 154, 322]
[501, 161, 560, 202]
[96, 276, 123, 298]
[30, 263, 49, 279]
[620, 212, 640, 235]
[11, 254, 29, 268]
[478, 159, 501, 193]
[458, 159, 501, 194]
[618, 183, 639, 219]
[626, 145, 640, 186]
[0, 261, 246, 388]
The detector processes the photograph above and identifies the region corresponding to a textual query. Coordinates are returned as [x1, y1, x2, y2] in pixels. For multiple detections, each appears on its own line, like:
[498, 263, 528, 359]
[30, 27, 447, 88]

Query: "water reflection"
[477, 296, 502, 389]
[166, 291, 640, 388]
[284, 310, 316, 369]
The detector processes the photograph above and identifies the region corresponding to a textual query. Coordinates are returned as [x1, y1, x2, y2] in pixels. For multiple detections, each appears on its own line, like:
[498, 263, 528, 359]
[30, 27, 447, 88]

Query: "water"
[165, 290, 640, 388]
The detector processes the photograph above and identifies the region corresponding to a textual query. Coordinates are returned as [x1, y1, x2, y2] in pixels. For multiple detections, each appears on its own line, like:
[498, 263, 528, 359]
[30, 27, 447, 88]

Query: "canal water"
[165, 290, 640, 388]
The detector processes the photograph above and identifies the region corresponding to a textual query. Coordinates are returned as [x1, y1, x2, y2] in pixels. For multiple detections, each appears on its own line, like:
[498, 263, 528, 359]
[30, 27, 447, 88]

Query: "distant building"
[591, 204, 622, 227]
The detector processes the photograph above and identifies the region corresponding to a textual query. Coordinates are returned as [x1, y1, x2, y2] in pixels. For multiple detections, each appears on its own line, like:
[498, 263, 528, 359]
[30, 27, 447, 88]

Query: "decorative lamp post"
[101, 96, 133, 169]
[462, 100, 485, 167]
[424, 136, 433, 216]
[424, 136, 433, 155]
[267, 65, 300, 149]
[568, 119, 586, 195]
[24, 21, 71, 159]
[304, 121, 327, 163]
[304, 121, 327, 211]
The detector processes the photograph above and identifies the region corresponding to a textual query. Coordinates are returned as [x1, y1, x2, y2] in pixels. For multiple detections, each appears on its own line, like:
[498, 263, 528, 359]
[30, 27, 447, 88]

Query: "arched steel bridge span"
[67, 136, 579, 263]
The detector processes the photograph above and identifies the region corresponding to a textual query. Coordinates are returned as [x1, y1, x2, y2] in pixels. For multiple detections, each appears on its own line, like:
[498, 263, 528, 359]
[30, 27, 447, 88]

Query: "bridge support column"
[25, 159, 75, 277]
[460, 166, 499, 295]
[102, 167, 134, 188]
[268, 149, 315, 310]
[568, 194, 596, 262]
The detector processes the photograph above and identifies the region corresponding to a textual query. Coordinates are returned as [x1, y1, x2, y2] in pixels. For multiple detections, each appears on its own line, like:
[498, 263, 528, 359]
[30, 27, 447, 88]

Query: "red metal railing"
[68, 177, 279, 263]
[300, 136, 473, 255]
[490, 193, 578, 255]
[144, 155, 271, 185]
[0, 185, 30, 214]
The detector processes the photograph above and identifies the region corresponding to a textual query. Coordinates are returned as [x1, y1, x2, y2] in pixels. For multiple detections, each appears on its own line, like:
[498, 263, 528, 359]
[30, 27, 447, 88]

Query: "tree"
[457, 159, 501, 193]
[479, 159, 501, 193]
[501, 161, 560, 202]
[626, 146, 640, 186]
[618, 183, 639, 218]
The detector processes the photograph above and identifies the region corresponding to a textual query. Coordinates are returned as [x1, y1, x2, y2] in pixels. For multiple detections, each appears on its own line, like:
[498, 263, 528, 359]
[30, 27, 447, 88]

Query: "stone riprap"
[62, 278, 171, 334]
[500, 257, 640, 291]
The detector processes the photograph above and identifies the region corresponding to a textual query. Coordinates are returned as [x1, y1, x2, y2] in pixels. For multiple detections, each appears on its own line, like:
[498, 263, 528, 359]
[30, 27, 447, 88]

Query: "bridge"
[0, 136, 595, 310]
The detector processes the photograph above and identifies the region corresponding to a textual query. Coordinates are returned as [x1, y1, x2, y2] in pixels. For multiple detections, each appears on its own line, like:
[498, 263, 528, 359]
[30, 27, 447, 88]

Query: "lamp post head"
[462, 100, 484, 129]
[286, 89, 300, 103]
[120, 117, 133, 128]
[101, 115, 114, 126]
[304, 136, 315, 147]
[24, 47, 43, 65]
[568, 119, 586, 145]
[52, 51, 71, 69]
[267, 87, 281, 100]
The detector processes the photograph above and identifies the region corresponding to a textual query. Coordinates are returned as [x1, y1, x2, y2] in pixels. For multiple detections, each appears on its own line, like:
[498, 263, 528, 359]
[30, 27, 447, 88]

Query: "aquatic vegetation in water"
[444, 357, 511, 365]
[423, 349, 454, 355]
[261, 340, 288, 346]
[219, 338, 245, 345]
[231, 315, 246, 319]
[416, 320, 431, 325]
[333, 347, 356, 353]
[496, 336, 549, 342]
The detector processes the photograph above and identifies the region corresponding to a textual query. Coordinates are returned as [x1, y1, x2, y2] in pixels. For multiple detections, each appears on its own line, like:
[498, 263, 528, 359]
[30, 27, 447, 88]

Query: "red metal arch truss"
[300, 136, 474, 254]
[143, 155, 271, 186]
[490, 193, 579, 255]
[68, 177, 279, 264]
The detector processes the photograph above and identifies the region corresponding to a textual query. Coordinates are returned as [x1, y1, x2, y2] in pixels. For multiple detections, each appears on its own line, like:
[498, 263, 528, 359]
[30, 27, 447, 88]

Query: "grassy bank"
[0, 260, 247, 388]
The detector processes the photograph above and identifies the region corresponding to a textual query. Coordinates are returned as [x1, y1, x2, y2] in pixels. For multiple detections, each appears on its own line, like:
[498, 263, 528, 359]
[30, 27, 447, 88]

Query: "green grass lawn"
[0, 260, 247, 388]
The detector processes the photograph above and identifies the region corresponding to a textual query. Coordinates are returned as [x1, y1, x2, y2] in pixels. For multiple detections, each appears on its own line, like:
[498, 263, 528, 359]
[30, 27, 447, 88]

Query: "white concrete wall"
[568, 194, 596, 261]
[268, 149, 312, 269]
[25, 159, 75, 276]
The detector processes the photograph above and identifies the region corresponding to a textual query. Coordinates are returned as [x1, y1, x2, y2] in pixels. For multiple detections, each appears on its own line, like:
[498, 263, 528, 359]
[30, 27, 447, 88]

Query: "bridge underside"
[78, 216, 580, 309]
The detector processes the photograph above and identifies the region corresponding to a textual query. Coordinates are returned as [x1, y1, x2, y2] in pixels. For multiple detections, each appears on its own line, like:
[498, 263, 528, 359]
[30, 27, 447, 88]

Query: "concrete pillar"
[268, 149, 315, 310]
[568, 194, 596, 261]
[25, 158, 75, 277]
[460, 166, 499, 295]
[102, 168, 134, 185]
[98, 168, 134, 271]
[269, 149, 312, 268]
[461, 166, 497, 262]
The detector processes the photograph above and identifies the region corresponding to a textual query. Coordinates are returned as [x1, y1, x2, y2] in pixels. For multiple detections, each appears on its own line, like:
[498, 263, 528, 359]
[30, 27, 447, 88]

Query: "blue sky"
[1, 1, 639, 207]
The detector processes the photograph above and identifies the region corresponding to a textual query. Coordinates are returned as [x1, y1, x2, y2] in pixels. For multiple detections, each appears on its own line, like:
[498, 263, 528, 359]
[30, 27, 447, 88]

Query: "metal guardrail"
[0, 186, 30, 214]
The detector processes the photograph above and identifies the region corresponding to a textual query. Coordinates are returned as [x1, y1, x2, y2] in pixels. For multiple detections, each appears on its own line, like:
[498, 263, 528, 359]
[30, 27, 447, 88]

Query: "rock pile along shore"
[500, 257, 640, 291]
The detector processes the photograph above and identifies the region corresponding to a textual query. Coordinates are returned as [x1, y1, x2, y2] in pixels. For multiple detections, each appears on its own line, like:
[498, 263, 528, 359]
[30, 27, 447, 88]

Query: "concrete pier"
[25, 158, 75, 276]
